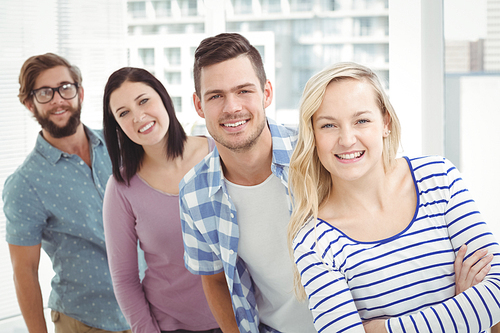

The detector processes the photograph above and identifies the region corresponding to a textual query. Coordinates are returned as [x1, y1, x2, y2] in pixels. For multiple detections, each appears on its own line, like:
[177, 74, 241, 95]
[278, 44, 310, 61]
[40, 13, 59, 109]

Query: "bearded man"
[2, 53, 131, 333]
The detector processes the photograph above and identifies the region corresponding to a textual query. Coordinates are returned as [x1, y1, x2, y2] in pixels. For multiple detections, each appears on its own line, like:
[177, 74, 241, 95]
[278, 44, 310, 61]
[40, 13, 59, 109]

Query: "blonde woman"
[288, 62, 500, 332]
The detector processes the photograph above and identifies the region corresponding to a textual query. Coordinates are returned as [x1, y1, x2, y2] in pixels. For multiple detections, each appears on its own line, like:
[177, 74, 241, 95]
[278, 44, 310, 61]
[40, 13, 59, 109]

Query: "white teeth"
[223, 120, 247, 127]
[54, 110, 66, 115]
[139, 122, 154, 133]
[337, 152, 363, 160]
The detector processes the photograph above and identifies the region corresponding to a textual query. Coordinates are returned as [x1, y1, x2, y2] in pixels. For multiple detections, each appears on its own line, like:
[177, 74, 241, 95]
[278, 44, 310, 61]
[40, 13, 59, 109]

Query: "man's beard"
[33, 100, 82, 138]
[210, 107, 267, 153]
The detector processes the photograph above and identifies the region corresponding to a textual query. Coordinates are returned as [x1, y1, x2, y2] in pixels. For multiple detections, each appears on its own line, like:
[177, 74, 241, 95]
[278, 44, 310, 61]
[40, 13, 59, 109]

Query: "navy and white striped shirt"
[293, 156, 500, 333]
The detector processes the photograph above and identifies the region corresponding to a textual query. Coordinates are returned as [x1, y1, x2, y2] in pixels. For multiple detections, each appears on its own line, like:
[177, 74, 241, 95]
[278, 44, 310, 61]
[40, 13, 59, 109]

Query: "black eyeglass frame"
[30, 83, 79, 104]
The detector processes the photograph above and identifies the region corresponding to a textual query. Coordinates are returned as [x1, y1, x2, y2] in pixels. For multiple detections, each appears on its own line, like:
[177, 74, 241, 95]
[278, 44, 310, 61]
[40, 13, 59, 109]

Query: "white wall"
[459, 75, 500, 239]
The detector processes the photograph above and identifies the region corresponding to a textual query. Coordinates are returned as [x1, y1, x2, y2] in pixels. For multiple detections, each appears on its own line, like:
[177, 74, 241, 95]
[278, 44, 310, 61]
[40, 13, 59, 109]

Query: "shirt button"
[229, 249, 234, 255]
[80, 161, 84, 165]
[230, 213, 234, 218]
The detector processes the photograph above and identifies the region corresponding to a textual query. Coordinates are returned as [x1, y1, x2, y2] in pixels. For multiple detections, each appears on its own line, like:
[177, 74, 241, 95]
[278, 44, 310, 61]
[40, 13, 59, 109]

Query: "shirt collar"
[206, 117, 297, 198]
[35, 125, 103, 165]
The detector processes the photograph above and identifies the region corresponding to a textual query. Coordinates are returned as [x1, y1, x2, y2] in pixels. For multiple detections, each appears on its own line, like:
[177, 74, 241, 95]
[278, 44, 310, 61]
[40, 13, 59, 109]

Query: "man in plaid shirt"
[179, 33, 316, 333]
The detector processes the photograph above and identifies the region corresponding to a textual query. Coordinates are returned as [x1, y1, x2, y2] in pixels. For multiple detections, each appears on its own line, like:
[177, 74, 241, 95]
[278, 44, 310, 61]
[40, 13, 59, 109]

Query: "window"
[262, 0, 281, 13]
[353, 0, 385, 10]
[232, 0, 253, 15]
[321, 0, 340, 11]
[322, 44, 343, 67]
[355, 17, 373, 36]
[172, 96, 182, 112]
[164, 47, 181, 66]
[165, 71, 182, 85]
[152, 1, 172, 17]
[293, 19, 315, 40]
[322, 18, 343, 37]
[138, 48, 155, 66]
[290, 0, 313, 12]
[179, 0, 198, 16]
[128, 1, 146, 19]
[353, 43, 376, 63]
[255, 45, 266, 61]
[292, 44, 315, 67]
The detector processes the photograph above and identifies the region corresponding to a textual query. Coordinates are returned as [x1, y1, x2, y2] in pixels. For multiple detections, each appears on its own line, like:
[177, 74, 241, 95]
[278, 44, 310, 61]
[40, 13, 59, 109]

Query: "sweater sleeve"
[293, 227, 365, 333]
[103, 176, 161, 333]
[387, 158, 500, 333]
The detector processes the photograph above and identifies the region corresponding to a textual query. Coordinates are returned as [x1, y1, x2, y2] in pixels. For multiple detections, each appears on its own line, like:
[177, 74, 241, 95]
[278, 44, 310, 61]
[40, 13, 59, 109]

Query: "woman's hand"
[363, 319, 387, 333]
[454, 244, 493, 295]
[362, 244, 493, 332]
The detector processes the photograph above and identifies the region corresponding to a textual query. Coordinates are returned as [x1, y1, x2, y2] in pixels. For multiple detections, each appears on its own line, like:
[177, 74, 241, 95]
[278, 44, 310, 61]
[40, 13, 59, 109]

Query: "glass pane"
[179, 0, 198, 16]
[152, 1, 172, 17]
[164, 47, 181, 66]
[128, 1, 146, 19]
[262, 0, 281, 13]
[232, 0, 253, 15]
[290, 0, 313, 12]
[165, 71, 182, 84]
[138, 48, 155, 66]
[172, 96, 182, 112]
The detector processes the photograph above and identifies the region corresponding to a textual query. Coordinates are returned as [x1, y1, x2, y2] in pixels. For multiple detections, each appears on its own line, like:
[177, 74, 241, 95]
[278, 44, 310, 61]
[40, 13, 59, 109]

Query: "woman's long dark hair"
[103, 67, 187, 184]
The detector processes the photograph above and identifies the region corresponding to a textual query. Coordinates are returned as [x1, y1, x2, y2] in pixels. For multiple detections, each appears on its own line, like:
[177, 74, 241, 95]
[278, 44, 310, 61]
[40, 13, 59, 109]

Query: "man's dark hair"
[193, 33, 267, 97]
[103, 67, 187, 184]
[19, 53, 82, 105]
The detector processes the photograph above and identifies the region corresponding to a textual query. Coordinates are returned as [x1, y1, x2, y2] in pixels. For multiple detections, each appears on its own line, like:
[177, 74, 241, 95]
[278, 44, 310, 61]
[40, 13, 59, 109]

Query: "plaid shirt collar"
[206, 117, 297, 199]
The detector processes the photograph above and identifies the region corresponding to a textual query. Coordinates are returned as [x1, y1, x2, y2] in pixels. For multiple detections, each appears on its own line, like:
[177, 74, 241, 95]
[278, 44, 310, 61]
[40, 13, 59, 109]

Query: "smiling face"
[193, 55, 272, 152]
[313, 78, 389, 184]
[109, 81, 170, 148]
[26, 66, 83, 138]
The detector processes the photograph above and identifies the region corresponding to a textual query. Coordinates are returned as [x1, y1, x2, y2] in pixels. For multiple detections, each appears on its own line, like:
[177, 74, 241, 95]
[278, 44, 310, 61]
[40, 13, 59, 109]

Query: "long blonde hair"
[287, 62, 401, 300]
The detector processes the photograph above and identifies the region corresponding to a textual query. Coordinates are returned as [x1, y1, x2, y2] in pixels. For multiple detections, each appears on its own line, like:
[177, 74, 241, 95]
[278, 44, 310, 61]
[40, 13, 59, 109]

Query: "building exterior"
[126, 0, 389, 127]
[445, 39, 484, 73]
[485, 0, 500, 71]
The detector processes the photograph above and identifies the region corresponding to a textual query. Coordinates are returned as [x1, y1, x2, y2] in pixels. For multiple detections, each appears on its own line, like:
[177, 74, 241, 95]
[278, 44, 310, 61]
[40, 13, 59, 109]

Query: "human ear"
[263, 80, 273, 108]
[193, 92, 205, 119]
[24, 100, 35, 114]
[383, 112, 391, 137]
[78, 86, 84, 103]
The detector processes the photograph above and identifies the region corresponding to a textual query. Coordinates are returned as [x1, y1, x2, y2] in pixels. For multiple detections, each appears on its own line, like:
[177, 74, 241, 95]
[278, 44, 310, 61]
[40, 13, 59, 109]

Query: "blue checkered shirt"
[180, 118, 297, 333]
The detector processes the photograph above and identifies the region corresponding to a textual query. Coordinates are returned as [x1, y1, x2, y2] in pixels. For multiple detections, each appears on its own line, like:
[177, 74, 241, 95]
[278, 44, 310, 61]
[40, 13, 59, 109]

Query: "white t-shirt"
[225, 174, 316, 332]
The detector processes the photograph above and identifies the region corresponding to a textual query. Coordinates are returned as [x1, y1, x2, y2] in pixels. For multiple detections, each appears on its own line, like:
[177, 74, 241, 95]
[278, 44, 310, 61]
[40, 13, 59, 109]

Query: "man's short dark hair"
[193, 33, 267, 97]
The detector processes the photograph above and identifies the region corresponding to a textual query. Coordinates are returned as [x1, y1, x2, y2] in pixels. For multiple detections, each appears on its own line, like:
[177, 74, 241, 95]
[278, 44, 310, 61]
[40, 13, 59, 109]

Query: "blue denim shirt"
[3, 126, 129, 331]
[180, 118, 297, 333]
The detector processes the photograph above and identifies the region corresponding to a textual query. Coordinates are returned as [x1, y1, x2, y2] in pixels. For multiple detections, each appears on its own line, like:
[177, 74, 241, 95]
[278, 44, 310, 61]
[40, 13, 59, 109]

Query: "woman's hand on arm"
[363, 319, 387, 333]
[453, 244, 493, 295]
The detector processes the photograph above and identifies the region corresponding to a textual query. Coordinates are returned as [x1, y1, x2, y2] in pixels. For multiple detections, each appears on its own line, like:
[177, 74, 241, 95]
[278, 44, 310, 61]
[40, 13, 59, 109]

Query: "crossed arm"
[363, 244, 494, 333]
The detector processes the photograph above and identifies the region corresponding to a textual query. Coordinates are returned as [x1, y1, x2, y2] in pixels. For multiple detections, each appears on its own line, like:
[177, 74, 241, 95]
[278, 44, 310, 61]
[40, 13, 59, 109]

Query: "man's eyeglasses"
[31, 83, 79, 104]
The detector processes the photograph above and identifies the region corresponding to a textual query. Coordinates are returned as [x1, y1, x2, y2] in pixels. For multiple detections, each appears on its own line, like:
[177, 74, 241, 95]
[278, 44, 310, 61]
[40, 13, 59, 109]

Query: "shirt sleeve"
[103, 176, 161, 333]
[3, 172, 46, 246]
[386, 158, 500, 332]
[179, 183, 223, 275]
[294, 227, 366, 333]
